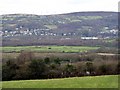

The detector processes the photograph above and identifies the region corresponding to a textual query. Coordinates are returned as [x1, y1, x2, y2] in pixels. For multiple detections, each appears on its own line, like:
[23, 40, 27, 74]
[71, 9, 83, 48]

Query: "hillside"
[0, 12, 118, 46]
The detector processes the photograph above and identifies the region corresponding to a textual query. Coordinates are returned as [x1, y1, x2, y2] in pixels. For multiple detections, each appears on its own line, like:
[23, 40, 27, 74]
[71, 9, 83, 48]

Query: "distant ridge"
[1, 12, 118, 46]
[1, 11, 117, 16]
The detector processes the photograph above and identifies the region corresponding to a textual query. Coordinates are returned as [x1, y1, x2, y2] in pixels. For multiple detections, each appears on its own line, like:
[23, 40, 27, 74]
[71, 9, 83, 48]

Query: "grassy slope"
[2, 75, 118, 88]
[1, 46, 99, 53]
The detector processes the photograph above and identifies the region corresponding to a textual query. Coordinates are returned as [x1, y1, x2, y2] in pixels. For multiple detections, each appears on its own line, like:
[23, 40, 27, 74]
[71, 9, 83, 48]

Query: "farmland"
[2, 75, 118, 88]
[1, 12, 119, 89]
[0, 46, 99, 53]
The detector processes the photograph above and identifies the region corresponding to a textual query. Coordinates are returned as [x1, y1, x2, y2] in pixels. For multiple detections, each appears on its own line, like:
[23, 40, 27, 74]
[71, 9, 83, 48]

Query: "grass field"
[1, 46, 99, 53]
[2, 75, 118, 88]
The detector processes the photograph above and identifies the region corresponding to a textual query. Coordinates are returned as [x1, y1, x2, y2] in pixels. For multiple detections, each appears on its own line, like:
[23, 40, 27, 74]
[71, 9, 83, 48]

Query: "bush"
[64, 64, 76, 77]
[28, 60, 46, 79]
[2, 60, 19, 81]
[117, 61, 120, 74]
[44, 57, 50, 64]
[17, 51, 35, 64]
[98, 64, 110, 75]
[85, 61, 95, 75]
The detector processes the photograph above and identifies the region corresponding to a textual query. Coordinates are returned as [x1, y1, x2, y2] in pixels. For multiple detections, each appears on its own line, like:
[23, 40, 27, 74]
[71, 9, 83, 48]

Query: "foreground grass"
[2, 75, 118, 88]
[1, 46, 99, 53]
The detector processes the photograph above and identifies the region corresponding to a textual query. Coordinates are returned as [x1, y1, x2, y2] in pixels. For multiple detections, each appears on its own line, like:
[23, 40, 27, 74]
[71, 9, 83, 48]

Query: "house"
[81, 37, 98, 40]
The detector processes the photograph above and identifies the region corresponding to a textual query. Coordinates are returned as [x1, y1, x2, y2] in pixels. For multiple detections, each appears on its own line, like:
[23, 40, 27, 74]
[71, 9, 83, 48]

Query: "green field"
[2, 75, 118, 88]
[0, 46, 99, 53]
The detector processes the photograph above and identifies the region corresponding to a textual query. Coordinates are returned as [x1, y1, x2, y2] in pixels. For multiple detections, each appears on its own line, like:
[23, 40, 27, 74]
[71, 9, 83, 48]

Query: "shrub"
[28, 60, 46, 79]
[44, 57, 50, 64]
[17, 51, 35, 64]
[64, 64, 76, 77]
[2, 60, 19, 81]
[85, 61, 95, 75]
[98, 64, 111, 75]
[117, 61, 120, 74]
[54, 58, 61, 65]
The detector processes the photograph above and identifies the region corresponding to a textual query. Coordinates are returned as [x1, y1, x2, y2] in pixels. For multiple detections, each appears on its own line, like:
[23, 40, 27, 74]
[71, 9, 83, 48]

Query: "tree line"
[2, 51, 120, 81]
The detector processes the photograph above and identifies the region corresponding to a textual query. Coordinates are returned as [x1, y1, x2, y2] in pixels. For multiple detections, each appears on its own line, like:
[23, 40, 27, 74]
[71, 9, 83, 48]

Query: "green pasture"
[2, 75, 118, 88]
[0, 46, 99, 53]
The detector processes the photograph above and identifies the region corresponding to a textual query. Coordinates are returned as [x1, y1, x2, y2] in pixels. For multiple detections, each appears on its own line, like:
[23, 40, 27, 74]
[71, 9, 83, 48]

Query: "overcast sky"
[0, 0, 119, 15]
